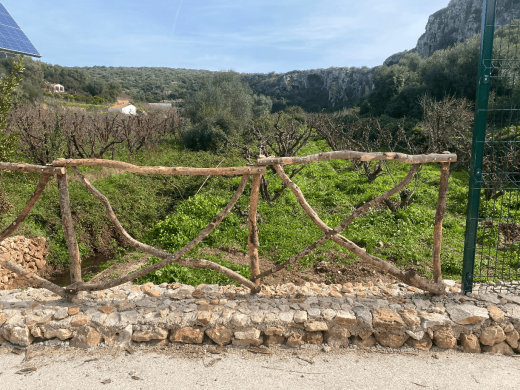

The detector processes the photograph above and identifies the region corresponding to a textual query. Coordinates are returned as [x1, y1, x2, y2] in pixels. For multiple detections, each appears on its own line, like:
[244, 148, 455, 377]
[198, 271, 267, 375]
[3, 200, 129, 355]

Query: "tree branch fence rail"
[0, 151, 456, 300]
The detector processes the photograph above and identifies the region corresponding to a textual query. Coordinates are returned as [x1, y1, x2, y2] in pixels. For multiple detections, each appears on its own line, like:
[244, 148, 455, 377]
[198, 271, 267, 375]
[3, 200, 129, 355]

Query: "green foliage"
[0, 55, 24, 130]
[135, 255, 250, 286]
[143, 194, 242, 252]
[0, 55, 23, 162]
[0, 131, 18, 162]
[102, 81, 122, 103]
[86, 78, 105, 96]
[182, 71, 257, 151]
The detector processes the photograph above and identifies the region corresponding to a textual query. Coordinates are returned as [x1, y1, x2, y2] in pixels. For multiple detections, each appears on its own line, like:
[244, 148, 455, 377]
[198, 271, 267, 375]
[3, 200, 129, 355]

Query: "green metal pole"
[462, 0, 497, 294]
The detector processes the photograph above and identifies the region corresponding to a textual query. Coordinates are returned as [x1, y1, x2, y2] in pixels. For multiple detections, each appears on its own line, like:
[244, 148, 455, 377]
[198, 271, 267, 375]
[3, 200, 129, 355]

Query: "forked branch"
[0, 253, 72, 299]
[0, 174, 51, 241]
[52, 158, 265, 176]
[272, 164, 445, 295]
[71, 168, 260, 293]
[253, 164, 420, 280]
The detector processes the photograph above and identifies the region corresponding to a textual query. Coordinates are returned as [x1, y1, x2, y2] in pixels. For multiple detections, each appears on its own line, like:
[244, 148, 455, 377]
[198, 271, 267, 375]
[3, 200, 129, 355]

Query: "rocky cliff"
[414, 0, 519, 58]
[243, 66, 376, 112]
[246, 0, 519, 112]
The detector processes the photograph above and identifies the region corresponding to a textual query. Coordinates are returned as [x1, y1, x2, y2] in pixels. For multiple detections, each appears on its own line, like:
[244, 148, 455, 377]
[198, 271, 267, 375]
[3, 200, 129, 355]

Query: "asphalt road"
[0, 344, 519, 390]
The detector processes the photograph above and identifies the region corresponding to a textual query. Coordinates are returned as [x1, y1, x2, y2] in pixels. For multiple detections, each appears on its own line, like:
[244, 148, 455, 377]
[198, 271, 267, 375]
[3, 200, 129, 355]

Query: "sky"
[4, 0, 451, 73]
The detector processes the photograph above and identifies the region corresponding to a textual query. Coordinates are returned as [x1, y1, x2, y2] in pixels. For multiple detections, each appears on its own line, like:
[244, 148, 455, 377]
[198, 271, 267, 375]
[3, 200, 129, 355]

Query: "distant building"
[108, 103, 136, 115]
[149, 102, 172, 108]
[49, 84, 65, 93]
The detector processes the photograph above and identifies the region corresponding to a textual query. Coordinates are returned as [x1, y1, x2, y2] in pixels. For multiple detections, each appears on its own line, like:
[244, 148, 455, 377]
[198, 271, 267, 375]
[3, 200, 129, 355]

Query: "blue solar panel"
[0, 4, 20, 29]
[0, 3, 40, 57]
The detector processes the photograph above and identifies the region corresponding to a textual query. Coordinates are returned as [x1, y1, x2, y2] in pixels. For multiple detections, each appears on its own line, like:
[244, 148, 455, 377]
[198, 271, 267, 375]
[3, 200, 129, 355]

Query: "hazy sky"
[4, 0, 451, 73]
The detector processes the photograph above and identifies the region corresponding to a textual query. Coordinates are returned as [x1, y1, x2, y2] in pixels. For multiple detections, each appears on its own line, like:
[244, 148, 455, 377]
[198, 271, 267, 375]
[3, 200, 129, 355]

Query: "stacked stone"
[0, 281, 519, 355]
[0, 236, 49, 288]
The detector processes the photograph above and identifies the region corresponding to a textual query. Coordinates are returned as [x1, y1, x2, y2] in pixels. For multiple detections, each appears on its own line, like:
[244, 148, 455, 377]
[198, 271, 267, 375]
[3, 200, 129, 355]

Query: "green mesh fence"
[463, 0, 520, 294]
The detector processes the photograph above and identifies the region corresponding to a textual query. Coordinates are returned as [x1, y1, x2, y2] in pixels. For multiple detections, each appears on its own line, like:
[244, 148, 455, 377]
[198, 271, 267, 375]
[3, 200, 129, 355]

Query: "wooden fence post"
[432, 161, 450, 285]
[57, 172, 82, 284]
[248, 174, 262, 287]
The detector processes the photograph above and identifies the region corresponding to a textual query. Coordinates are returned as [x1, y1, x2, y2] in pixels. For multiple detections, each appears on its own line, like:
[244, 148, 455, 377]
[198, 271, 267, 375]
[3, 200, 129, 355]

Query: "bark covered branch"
[70, 167, 260, 293]
[253, 164, 421, 280]
[0, 253, 72, 299]
[0, 174, 51, 241]
[272, 164, 445, 295]
[52, 158, 265, 176]
[258, 151, 457, 166]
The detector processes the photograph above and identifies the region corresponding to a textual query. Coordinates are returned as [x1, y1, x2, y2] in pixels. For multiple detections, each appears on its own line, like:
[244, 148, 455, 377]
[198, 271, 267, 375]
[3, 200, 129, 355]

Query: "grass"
[4, 136, 512, 286]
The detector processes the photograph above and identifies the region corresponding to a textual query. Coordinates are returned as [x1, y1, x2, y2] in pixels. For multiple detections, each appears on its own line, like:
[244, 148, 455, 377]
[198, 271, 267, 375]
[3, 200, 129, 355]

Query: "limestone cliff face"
[245, 1, 519, 111]
[414, 0, 518, 58]
[242, 67, 376, 111]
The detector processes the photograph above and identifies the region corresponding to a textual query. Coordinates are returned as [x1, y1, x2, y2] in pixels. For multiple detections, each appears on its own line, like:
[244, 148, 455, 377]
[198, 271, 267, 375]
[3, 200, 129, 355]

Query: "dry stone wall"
[0, 236, 49, 289]
[0, 280, 519, 355]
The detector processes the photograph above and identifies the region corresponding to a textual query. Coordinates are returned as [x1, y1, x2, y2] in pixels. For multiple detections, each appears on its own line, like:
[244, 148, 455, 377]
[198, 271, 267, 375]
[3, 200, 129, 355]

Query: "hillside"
[6, 0, 517, 113]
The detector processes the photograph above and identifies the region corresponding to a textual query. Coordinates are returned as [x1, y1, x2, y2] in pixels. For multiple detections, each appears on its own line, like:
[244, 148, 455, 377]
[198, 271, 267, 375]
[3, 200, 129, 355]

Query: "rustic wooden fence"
[0, 150, 456, 300]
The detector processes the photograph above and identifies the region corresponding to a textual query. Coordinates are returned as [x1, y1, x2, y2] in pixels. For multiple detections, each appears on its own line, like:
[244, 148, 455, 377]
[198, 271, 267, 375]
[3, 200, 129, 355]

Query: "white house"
[49, 84, 65, 93]
[108, 103, 137, 115]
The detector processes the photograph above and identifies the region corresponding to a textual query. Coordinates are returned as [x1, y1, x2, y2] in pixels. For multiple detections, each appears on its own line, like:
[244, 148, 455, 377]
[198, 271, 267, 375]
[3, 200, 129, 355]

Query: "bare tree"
[6, 104, 180, 164]
[307, 110, 421, 211]
[242, 108, 314, 202]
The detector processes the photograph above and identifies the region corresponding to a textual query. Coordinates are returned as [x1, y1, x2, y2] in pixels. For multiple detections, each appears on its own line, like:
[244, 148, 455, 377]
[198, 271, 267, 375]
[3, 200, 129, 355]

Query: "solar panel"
[0, 3, 40, 57]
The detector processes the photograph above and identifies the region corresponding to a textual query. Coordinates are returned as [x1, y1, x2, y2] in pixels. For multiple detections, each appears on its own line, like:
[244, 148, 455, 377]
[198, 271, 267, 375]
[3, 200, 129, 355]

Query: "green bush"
[143, 194, 242, 252]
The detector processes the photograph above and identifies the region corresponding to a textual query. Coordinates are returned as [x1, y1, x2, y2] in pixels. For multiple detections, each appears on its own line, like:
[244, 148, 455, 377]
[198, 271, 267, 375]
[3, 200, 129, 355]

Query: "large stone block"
[230, 312, 248, 328]
[333, 311, 356, 326]
[304, 321, 328, 332]
[234, 328, 261, 340]
[505, 329, 519, 349]
[433, 328, 457, 349]
[406, 334, 432, 351]
[374, 331, 409, 348]
[419, 311, 453, 329]
[53, 307, 69, 320]
[206, 326, 233, 346]
[480, 325, 506, 346]
[197, 311, 212, 325]
[445, 304, 489, 325]
[70, 327, 102, 349]
[44, 328, 73, 340]
[293, 310, 307, 324]
[482, 341, 515, 356]
[487, 306, 505, 323]
[4, 326, 34, 346]
[372, 309, 405, 329]
[132, 328, 168, 342]
[324, 326, 350, 348]
[460, 333, 481, 354]
[70, 313, 91, 327]
[105, 325, 133, 348]
[171, 327, 203, 344]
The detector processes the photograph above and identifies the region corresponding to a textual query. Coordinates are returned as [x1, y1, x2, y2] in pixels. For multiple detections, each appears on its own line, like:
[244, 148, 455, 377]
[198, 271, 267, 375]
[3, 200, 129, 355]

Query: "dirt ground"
[1, 342, 519, 390]
[31, 246, 401, 288]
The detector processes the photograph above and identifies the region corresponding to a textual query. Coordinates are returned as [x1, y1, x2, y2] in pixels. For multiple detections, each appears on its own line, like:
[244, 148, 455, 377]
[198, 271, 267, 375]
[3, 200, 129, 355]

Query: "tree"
[86, 78, 105, 96]
[103, 81, 122, 103]
[365, 65, 414, 117]
[0, 55, 24, 162]
[418, 94, 474, 171]
[182, 70, 254, 151]
[241, 106, 314, 202]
